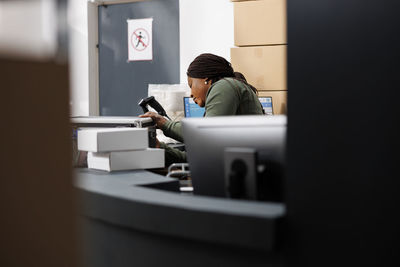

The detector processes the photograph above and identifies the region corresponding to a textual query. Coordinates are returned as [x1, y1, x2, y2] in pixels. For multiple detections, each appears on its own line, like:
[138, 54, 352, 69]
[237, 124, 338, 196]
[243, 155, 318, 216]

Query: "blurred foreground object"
[0, 0, 67, 61]
[0, 0, 79, 266]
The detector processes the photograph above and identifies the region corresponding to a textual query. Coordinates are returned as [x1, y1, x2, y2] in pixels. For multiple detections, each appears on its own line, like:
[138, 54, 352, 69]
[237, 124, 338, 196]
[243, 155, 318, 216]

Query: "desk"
[75, 168, 286, 267]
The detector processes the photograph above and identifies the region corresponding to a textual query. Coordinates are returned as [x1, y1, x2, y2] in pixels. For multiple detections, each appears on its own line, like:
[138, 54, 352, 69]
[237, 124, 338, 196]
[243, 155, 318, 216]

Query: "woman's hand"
[139, 111, 167, 129]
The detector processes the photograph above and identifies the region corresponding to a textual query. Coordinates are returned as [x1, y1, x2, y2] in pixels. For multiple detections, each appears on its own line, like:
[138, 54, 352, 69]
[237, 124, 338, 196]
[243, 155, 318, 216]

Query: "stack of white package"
[77, 127, 164, 172]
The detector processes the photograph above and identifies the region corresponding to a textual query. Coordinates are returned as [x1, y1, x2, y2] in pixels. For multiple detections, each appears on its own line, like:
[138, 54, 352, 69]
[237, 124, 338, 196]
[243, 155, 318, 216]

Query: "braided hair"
[186, 53, 258, 94]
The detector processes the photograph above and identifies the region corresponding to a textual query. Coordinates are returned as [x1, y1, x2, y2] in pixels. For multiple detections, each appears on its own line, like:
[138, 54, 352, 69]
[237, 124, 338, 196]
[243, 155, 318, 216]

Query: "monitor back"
[182, 115, 287, 197]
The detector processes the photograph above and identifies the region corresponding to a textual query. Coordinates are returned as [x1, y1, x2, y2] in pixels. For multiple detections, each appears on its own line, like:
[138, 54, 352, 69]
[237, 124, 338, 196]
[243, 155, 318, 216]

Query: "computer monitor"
[184, 96, 274, 117]
[183, 97, 205, 118]
[182, 115, 286, 198]
[258, 96, 273, 115]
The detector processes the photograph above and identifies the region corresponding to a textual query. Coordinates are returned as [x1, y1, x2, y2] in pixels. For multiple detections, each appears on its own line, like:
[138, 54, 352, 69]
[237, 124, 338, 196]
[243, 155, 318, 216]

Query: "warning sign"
[127, 18, 153, 61]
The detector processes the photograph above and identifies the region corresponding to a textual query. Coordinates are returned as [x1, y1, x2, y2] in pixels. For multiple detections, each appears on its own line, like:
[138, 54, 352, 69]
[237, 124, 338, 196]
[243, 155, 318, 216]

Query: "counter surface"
[74, 168, 285, 251]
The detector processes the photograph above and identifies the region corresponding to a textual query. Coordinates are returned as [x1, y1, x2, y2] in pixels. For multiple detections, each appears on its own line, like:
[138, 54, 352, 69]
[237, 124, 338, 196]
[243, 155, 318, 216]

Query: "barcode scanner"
[138, 96, 171, 120]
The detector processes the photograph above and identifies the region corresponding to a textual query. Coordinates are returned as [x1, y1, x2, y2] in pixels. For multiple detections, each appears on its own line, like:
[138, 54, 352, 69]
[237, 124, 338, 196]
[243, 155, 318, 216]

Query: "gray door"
[98, 0, 180, 116]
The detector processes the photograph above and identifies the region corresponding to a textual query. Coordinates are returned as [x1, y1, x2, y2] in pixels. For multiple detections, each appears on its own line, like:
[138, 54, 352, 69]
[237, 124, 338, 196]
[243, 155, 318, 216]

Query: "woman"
[140, 53, 264, 166]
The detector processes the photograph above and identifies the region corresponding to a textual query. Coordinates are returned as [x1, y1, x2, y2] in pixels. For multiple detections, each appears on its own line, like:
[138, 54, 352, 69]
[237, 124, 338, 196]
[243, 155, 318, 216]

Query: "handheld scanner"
[138, 96, 151, 113]
[138, 96, 171, 120]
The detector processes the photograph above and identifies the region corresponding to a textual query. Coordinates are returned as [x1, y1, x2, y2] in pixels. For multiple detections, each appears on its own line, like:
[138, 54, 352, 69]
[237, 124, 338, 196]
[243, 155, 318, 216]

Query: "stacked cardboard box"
[231, 0, 287, 114]
[77, 127, 164, 171]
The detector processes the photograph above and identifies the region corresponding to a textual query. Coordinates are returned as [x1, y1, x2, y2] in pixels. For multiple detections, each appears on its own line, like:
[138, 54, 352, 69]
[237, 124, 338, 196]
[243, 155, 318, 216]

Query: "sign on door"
[127, 18, 153, 61]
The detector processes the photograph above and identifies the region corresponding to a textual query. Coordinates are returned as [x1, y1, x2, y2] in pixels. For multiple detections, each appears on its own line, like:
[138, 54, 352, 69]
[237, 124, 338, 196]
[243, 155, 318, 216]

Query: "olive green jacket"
[160, 78, 264, 166]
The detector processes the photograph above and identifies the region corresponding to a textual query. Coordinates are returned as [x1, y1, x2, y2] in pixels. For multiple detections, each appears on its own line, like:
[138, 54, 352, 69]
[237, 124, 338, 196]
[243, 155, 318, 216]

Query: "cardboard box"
[77, 127, 148, 152]
[231, 45, 287, 91]
[258, 90, 287, 115]
[234, 0, 287, 46]
[87, 148, 165, 171]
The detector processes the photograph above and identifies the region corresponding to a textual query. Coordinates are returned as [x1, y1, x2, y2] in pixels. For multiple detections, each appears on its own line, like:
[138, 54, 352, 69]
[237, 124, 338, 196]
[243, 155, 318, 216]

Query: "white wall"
[68, 0, 234, 115]
[68, 0, 89, 116]
[179, 0, 234, 84]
